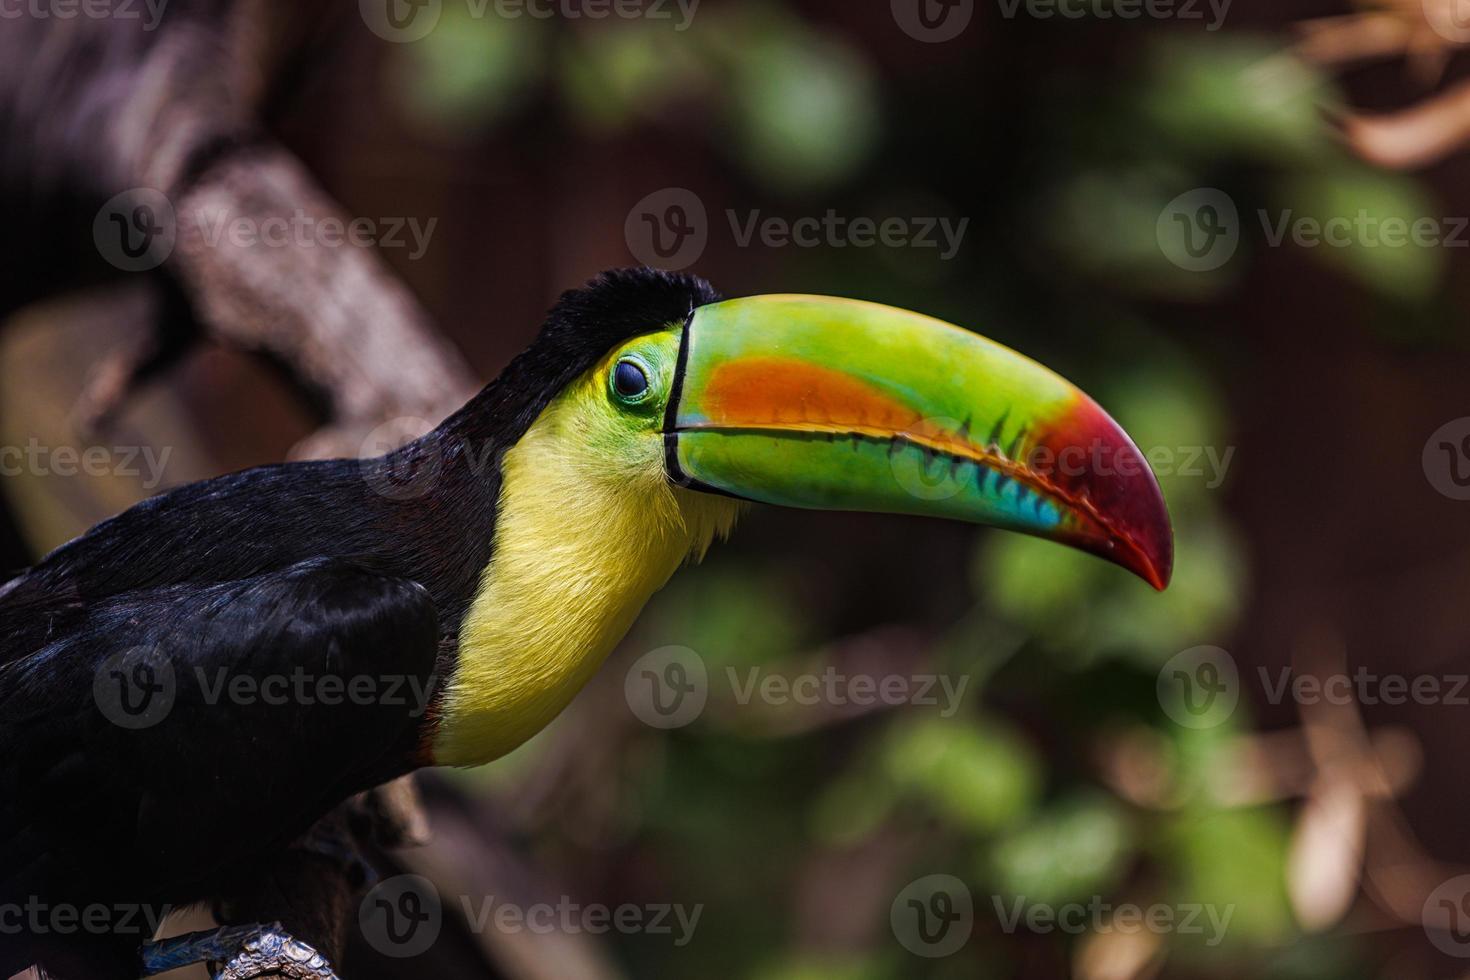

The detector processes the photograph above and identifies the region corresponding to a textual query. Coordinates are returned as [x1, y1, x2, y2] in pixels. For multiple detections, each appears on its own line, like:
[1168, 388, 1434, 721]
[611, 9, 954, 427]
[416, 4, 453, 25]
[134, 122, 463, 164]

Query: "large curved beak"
[662, 295, 1173, 590]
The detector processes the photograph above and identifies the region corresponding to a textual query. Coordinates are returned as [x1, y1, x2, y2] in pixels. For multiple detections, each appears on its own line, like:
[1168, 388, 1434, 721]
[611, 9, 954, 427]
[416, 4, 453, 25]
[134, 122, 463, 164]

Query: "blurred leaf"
[644, 563, 807, 670]
[809, 767, 897, 847]
[1160, 803, 1295, 948]
[561, 22, 704, 132]
[747, 953, 887, 980]
[724, 19, 880, 191]
[1046, 165, 1244, 301]
[984, 793, 1132, 907]
[1143, 39, 1337, 166]
[1273, 167, 1445, 302]
[392, 9, 546, 134]
[1259, 934, 1372, 980]
[881, 716, 1041, 834]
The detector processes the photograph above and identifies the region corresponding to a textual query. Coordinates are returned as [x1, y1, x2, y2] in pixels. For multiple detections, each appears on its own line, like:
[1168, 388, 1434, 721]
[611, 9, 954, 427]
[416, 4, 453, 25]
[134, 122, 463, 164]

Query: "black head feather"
[442, 267, 721, 446]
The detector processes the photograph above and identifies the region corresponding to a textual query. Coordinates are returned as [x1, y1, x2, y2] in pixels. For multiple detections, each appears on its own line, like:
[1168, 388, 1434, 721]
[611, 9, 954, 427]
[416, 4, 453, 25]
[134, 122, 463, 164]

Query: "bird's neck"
[431, 396, 740, 768]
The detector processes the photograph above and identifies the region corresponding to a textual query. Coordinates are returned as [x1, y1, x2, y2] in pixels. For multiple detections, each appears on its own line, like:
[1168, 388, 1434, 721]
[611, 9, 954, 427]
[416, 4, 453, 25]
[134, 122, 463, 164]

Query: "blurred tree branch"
[0, 1, 480, 970]
[0, 0, 478, 458]
[1297, 0, 1470, 169]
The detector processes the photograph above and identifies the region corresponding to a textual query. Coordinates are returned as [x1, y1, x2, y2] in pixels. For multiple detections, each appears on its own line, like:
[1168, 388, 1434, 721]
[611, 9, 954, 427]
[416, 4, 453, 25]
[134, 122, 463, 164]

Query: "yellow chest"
[431, 397, 739, 767]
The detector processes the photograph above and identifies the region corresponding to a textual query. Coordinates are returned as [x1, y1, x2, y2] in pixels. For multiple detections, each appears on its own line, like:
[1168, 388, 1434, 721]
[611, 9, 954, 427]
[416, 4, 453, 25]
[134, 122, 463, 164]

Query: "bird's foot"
[138, 922, 340, 979]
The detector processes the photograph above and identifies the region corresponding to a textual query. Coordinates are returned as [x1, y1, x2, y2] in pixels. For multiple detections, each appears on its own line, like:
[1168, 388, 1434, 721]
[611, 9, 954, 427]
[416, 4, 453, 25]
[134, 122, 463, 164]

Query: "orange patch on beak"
[693, 357, 1000, 464]
[698, 357, 922, 433]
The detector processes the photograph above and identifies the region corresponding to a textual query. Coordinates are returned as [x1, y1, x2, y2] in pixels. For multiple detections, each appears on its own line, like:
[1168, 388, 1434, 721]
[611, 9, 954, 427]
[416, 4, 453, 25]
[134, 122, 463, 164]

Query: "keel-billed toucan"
[0, 268, 1170, 978]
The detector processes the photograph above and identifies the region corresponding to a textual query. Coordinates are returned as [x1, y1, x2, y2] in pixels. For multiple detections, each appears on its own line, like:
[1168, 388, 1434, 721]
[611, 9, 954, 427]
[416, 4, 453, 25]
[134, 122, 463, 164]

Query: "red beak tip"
[1132, 524, 1174, 592]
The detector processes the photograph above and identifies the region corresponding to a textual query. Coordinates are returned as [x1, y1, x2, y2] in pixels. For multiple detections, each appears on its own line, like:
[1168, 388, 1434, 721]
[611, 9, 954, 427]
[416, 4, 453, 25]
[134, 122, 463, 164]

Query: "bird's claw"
[138, 923, 340, 979]
[209, 925, 338, 980]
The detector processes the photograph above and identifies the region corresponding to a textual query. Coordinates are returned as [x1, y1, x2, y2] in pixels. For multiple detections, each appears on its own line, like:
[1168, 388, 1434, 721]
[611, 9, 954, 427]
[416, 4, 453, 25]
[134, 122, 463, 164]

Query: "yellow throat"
[433, 370, 741, 767]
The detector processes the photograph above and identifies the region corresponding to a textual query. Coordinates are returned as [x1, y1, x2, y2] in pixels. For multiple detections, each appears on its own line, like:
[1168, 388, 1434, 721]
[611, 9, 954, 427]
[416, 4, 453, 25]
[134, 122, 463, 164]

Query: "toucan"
[0, 268, 1171, 979]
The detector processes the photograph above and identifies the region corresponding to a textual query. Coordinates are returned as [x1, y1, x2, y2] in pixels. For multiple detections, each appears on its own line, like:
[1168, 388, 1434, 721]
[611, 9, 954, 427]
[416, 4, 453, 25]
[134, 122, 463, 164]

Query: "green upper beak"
[662, 295, 1173, 590]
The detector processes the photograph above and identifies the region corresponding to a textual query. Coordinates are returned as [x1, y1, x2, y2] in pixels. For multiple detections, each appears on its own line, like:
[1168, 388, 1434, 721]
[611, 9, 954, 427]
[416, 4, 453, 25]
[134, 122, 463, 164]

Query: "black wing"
[0, 557, 440, 914]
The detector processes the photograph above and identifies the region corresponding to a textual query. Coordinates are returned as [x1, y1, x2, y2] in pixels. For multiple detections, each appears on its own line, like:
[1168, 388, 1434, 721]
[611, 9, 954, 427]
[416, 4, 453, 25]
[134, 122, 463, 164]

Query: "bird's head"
[433, 268, 1172, 764]
[480, 267, 1172, 590]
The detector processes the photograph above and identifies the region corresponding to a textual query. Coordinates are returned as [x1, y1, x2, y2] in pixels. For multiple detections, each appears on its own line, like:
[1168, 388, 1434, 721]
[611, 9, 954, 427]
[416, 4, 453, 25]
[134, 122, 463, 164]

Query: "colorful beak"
[663, 295, 1173, 590]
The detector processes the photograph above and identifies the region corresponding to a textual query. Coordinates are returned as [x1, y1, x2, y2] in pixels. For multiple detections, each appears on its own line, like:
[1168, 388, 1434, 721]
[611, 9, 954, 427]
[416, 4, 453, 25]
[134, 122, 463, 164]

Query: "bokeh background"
[5, 1, 1470, 977]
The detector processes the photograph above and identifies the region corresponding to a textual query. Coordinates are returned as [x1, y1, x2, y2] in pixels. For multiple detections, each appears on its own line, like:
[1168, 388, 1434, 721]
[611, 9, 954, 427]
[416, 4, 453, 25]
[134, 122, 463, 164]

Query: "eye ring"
[611, 356, 652, 403]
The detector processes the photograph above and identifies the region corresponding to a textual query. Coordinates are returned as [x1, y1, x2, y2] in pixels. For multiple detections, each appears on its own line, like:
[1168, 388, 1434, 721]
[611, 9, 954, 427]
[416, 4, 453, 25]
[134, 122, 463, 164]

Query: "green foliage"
[882, 716, 1042, 834]
[392, 6, 547, 134]
[984, 794, 1130, 906]
[721, 16, 879, 191]
[1273, 167, 1445, 302]
[1142, 38, 1335, 165]
[1159, 803, 1294, 948]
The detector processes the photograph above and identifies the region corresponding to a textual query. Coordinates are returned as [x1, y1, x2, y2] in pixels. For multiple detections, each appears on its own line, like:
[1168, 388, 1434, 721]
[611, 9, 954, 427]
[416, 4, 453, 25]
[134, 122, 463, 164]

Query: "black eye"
[613, 358, 650, 400]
